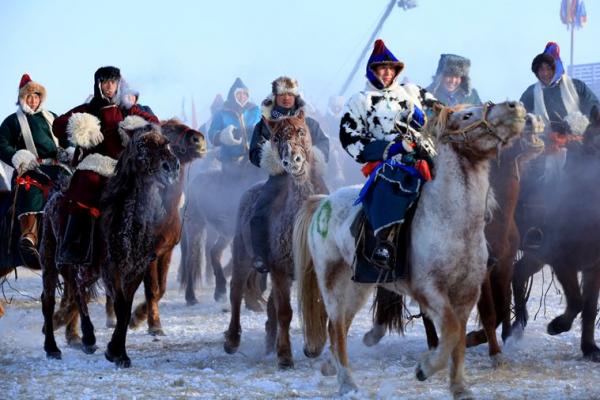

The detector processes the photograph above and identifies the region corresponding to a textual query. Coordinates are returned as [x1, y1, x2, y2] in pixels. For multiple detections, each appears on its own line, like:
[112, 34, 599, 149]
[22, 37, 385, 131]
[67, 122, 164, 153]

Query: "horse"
[178, 144, 267, 306]
[293, 101, 526, 399]
[106, 119, 206, 335]
[510, 107, 600, 361]
[40, 122, 179, 363]
[223, 110, 326, 369]
[361, 113, 546, 364]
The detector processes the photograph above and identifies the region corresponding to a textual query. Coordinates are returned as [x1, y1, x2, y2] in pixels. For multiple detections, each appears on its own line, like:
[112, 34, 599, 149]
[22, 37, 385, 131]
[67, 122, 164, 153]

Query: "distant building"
[570, 62, 600, 99]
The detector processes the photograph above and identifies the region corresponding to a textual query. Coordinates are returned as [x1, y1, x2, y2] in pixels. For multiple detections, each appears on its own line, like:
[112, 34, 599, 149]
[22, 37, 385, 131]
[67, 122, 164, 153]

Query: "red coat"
[53, 103, 159, 161]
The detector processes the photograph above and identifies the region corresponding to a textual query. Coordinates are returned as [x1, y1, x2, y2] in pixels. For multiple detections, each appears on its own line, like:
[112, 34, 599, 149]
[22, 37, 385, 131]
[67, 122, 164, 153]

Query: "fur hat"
[17, 73, 47, 109]
[93, 66, 121, 101]
[271, 76, 299, 96]
[366, 39, 404, 89]
[430, 54, 472, 94]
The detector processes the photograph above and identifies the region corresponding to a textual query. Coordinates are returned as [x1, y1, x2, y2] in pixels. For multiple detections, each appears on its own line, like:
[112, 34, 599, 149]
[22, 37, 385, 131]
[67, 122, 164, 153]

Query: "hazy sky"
[1, 0, 598, 124]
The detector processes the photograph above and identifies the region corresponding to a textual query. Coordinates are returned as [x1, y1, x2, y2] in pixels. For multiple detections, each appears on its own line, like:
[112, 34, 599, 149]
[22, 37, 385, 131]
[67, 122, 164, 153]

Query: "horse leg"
[547, 263, 582, 335]
[41, 249, 61, 359]
[264, 291, 276, 354]
[244, 270, 266, 312]
[449, 314, 474, 400]
[423, 313, 439, 350]
[270, 270, 294, 369]
[74, 270, 97, 355]
[416, 299, 461, 382]
[147, 250, 173, 335]
[52, 278, 82, 347]
[105, 295, 116, 328]
[181, 221, 206, 306]
[129, 262, 154, 331]
[210, 235, 229, 302]
[580, 268, 600, 361]
[224, 235, 250, 354]
[363, 286, 401, 347]
[511, 254, 543, 337]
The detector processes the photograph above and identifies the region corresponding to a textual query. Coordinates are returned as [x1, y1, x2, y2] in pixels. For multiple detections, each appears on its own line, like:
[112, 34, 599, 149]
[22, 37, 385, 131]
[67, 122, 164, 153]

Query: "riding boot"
[18, 214, 41, 270]
[372, 225, 396, 270]
[58, 212, 95, 265]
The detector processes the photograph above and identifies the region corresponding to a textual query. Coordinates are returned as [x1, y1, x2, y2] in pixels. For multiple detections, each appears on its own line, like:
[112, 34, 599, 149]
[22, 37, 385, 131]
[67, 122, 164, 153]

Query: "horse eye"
[462, 113, 473, 120]
[298, 128, 305, 136]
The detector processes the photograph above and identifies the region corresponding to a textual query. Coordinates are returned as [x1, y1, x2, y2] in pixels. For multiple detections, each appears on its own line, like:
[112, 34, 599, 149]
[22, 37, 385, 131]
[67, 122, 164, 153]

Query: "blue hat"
[366, 39, 404, 89]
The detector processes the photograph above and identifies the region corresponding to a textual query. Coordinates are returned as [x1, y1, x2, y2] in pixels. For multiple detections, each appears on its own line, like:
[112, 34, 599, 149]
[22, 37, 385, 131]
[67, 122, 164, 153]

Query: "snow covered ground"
[2, 250, 600, 400]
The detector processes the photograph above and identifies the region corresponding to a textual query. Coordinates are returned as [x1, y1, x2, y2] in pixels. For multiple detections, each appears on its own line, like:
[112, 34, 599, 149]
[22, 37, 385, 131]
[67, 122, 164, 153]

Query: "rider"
[340, 39, 438, 268]
[0, 74, 72, 269]
[248, 76, 330, 273]
[208, 78, 260, 173]
[52, 66, 159, 264]
[518, 43, 599, 249]
[427, 54, 482, 106]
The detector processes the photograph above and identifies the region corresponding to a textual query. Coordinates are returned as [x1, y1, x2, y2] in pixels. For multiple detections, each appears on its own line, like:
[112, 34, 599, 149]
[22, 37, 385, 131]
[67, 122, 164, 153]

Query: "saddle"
[349, 203, 416, 283]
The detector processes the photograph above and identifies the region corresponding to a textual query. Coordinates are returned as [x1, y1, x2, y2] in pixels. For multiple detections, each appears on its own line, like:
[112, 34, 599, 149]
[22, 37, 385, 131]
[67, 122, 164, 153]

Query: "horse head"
[116, 124, 180, 189]
[433, 101, 526, 161]
[160, 119, 207, 164]
[264, 109, 313, 180]
[511, 113, 546, 163]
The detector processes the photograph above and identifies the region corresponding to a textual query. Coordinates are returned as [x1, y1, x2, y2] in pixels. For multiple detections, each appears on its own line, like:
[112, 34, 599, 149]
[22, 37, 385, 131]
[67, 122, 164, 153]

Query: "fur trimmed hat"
[17, 73, 46, 105]
[93, 66, 121, 101]
[431, 54, 472, 94]
[366, 39, 404, 89]
[271, 76, 299, 96]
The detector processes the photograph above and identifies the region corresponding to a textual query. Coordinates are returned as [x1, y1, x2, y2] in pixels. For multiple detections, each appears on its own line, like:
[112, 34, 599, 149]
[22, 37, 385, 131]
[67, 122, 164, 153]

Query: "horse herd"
[1, 101, 600, 399]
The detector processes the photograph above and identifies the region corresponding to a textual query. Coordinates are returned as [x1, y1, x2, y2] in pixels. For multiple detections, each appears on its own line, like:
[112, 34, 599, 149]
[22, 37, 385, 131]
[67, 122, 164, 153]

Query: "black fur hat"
[430, 54, 472, 94]
[531, 53, 555, 75]
[93, 66, 121, 102]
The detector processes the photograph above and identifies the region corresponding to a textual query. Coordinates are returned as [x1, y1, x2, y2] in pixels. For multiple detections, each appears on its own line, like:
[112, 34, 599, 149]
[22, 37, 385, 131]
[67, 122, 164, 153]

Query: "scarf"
[533, 75, 580, 126]
[16, 107, 58, 158]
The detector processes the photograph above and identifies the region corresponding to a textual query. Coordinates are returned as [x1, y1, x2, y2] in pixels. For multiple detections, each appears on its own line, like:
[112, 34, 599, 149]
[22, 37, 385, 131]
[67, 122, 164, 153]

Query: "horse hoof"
[46, 350, 62, 360]
[491, 353, 507, 368]
[547, 317, 572, 336]
[320, 359, 337, 376]
[583, 348, 600, 362]
[66, 336, 83, 349]
[82, 344, 98, 355]
[278, 358, 294, 370]
[452, 387, 475, 400]
[105, 349, 131, 368]
[362, 329, 384, 347]
[214, 288, 226, 303]
[303, 345, 322, 359]
[339, 382, 359, 396]
[245, 299, 264, 313]
[185, 298, 198, 306]
[148, 327, 166, 336]
[415, 365, 427, 381]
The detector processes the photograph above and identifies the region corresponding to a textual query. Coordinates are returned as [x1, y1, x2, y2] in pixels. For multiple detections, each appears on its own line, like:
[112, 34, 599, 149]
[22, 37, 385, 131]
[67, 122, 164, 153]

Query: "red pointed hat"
[19, 73, 32, 89]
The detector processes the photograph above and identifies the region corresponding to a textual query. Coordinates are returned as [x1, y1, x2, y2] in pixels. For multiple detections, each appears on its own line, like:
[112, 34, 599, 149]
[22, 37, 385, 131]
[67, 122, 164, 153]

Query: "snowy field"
[2, 249, 600, 400]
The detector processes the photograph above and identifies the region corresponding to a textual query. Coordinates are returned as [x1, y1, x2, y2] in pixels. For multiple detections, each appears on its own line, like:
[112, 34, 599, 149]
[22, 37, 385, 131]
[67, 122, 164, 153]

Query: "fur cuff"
[118, 115, 149, 146]
[11, 149, 38, 171]
[564, 111, 589, 136]
[76, 153, 117, 177]
[67, 113, 103, 149]
[259, 140, 284, 175]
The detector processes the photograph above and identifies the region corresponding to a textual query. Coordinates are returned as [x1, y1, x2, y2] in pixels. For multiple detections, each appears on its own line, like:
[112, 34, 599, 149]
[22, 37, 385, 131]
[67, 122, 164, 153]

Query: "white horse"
[293, 101, 526, 399]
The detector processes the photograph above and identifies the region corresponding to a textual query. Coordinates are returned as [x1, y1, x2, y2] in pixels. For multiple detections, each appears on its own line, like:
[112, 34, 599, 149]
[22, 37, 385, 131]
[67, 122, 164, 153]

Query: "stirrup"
[371, 241, 395, 270]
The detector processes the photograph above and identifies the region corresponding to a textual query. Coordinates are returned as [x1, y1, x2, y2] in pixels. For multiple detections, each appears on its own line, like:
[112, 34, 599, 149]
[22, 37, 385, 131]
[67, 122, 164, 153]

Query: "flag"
[561, 0, 587, 27]
[191, 96, 198, 130]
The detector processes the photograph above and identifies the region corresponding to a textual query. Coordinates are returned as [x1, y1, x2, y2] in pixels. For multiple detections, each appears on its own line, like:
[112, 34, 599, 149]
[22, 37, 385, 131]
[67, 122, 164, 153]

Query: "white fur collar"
[76, 153, 117, 177]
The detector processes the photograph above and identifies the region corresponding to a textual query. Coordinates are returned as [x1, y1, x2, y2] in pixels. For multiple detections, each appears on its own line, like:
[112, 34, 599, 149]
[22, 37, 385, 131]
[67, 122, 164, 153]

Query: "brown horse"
[223, 110, 326, 368]
[40, 123, 179, 362]
[463, 113, 545, 361]
[111, 119, 206, 335]
[510, 107, 600, 361]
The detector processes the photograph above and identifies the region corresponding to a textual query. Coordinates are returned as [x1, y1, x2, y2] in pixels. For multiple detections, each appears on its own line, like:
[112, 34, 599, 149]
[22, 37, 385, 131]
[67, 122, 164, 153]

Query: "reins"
[439, 102, 509, 147]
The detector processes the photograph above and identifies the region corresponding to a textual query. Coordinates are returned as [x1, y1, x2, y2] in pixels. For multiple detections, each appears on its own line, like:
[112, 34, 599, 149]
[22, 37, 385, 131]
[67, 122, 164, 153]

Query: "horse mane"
[426, 104, 469, 138]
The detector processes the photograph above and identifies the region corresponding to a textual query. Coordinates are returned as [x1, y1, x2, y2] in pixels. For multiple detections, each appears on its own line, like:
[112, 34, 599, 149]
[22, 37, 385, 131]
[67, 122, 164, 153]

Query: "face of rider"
[536, 63, 555, 86]
[25, 93, 41, 111]
[275, 93, 296, 109]
[374, 65, 396, 88]
[234, 89, 249, 106]
[442, 75, 462, 93]
[100, 79, 118, 99]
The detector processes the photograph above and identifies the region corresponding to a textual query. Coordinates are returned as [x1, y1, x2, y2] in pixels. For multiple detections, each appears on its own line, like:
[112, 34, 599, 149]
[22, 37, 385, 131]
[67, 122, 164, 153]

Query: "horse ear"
[432, 102, 445, 116]
[295, 109, 306, 121]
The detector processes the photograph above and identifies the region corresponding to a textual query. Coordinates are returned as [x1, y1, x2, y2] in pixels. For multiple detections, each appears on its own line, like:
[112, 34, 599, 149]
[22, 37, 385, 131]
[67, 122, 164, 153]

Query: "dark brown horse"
[112, 119, 206, 335]
[511, 107, 600, 361]
[40, 123, 179, 363]
[223, 110, 326, 368]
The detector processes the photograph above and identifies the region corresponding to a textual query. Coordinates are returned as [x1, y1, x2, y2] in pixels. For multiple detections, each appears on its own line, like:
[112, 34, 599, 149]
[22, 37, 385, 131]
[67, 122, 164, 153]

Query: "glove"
[12, 149, 39, 172]
[67, 112, 103, 149]
[57, 146, 76, 164]
[219, 125, 242, 146]
[385, 139, 414, 159]
[409, 105, 426, 130]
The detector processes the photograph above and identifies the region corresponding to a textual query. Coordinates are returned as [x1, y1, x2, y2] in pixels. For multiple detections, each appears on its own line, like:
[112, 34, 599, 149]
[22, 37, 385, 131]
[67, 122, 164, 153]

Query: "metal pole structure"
[338, 0, 397, 96]
[569, 22, 574, 76]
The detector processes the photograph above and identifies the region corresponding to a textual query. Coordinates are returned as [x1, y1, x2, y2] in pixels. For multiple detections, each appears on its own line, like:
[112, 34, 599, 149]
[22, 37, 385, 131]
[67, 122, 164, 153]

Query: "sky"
[1, 0, 599, 125]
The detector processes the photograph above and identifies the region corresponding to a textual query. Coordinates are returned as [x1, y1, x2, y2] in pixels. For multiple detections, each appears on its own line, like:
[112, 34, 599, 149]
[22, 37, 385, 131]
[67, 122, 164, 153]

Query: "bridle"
[439, 102, 509, 146]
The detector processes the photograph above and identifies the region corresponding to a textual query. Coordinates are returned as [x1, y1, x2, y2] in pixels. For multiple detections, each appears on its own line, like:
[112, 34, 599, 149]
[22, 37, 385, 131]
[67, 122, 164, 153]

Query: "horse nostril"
[282, 159, 289, 167]
[294, 155, 302, 163]
[162, 162, 171, 172]
[508, 101, 516, 108]
[192, 136, 199, 144]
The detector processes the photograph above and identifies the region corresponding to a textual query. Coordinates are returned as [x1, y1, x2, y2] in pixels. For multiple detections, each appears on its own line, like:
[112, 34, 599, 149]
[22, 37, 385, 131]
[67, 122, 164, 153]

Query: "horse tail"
[293, 194, 328, 358]
[371, 286, 405, 335]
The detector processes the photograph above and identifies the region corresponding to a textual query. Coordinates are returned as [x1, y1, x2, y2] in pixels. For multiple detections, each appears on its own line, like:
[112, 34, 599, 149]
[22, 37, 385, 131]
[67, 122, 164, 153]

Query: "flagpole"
[570, 22, 574, 76]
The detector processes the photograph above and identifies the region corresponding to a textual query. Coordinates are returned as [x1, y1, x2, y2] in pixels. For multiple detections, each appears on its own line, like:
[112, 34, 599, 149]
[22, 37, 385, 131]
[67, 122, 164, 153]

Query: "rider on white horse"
[339, 39, 438, 268]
